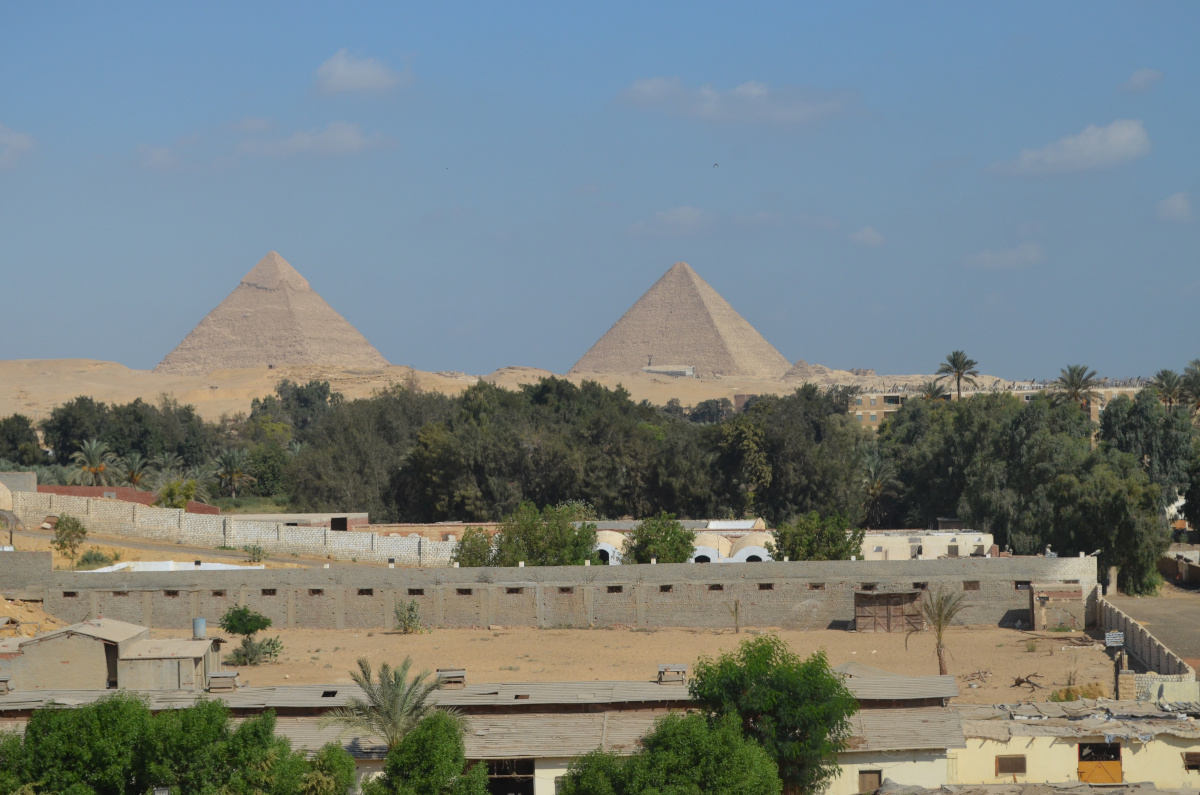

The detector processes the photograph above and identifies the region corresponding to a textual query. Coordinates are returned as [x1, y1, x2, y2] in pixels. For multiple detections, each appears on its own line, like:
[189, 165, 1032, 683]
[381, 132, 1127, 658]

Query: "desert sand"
[154, 623, 1112, 705]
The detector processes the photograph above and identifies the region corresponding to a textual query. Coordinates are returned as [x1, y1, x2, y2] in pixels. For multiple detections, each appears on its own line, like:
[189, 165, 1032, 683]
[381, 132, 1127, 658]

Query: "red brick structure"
[37, 485, 218, 515]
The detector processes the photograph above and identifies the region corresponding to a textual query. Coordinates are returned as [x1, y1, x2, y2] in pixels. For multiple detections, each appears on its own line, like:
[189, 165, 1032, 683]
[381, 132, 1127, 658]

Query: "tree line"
[3, 353, 1199, 592]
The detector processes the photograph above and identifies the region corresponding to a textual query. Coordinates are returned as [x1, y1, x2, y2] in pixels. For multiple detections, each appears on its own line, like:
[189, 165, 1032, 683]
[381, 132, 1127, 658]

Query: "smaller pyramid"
[155, 252, 389, 374]
[569, 262, 790, 379]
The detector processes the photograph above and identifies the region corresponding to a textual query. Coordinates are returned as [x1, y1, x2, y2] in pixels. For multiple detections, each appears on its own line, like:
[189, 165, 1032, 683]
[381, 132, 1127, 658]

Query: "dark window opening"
[62, 591, 77, 598]
[758, 583, 774, 591]
[261, 589, 276, 596]
[358, 588, 374, 596]
[809, 583, 825, 590]
[1183, 752, 1200, 771]
[211, 590, 226, 597]
[857, 770, 882, 794]
[321, 690, 338, 698]
[746, 555, 763, 562]
[607, 585, 623, 594]
[457, 588, 472, 596]
[485, 758, 534, 794]
[330, 517, 348, 532]
[514, 694, 530, 700]
[1079, 743, 1121, 762]
[973, 545, 985, 556]
[708, 584, 724, 591]
[163, 590, 179, 597]
[408, 588, 425, 596]
[694, 555, 711, 563]
[912, 582, 927, 591]
[996, 755, 1026, 775]
[1015, 581, 1032, 591]
[558, 587, 574, 594]
[659, 584, 673, 593]
[964, 581, 981, 591]
[597, 549, 610, 564]
[506, 587, 524, 595]
[859, 583, 877, 591]
[309, 589, 324, 596]
[947, 545, 960, 558]
[113, 591, 129, 597]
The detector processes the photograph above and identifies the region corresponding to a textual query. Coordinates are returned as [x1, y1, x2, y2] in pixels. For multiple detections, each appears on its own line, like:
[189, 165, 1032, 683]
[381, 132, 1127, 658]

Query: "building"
[0, 617, 222, 692]
[861, 531, 997, 561]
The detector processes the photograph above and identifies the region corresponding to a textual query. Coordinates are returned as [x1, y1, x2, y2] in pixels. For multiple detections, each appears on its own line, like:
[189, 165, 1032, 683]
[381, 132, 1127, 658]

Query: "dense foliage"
[766, 512, 864, 562]
[0, 694, 354, 795]
[689, 636, 858, 793]
[623, 511, 695, 564]
[452, 502, 598, 567]
[361, 712, 488, 795]
[559, 712, 782, 795]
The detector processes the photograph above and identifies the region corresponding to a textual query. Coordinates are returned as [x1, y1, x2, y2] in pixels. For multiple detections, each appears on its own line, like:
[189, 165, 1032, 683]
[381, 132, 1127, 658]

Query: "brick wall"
[1099, 598, 1195, 677]
[0, 552, 1099, 633]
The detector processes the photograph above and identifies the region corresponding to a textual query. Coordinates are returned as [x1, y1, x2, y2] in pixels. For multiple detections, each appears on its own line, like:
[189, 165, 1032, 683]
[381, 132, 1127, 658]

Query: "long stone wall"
[0, 550, 1098, 633]
[1098, 597, 1195, 677]
[10, 492, 455, 566]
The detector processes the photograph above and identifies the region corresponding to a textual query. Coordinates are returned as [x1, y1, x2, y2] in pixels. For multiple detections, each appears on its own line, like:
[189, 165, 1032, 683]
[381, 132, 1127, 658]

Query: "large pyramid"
[155, 251, 389, 374]
[569, 262, 790, 379]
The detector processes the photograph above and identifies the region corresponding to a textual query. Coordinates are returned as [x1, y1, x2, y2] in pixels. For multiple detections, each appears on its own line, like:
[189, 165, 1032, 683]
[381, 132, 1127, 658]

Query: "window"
[408, 588, 425, 596]
[973, 545, 985, 556]
[913, 582, 927, 591]
[321, 690, 338, 698]
[857, 770, 882, 793]
[309, 589, 324, 596]
[607, 585, 623, 594]
[872, 545, 883, 552]
[859, 583, 877, 591]
[62, 591, 77, 598]
[809, 582, 825, 590]
[870, 414, 877, 422]
[947, 545, 959, 557]
[163, 590, 179, 598]
[660, 584, 673, 593]
[869, 397, 877, 406]
[964, 581, 981, 591]
[261, 589, 277, 596]
[856, 397, 863, 406]
[884, 395, 901, 405]
[1079, 743, 1120, 762]
[558, 587, 575, 594]
[506, 587, 524, 594]
[1183, 752, 1200, 771]
[856, 413, 864, 421]
[996, 755, 1026, 775]
[758, 583, 774, 591]
[708, 584, 724, 591]
[358, 588, 374, 596]
[1015, 581, 1032, 591]
[457, 588, 473, 596]
[113, 591, 129, 597]
[211, 590, 226, 597]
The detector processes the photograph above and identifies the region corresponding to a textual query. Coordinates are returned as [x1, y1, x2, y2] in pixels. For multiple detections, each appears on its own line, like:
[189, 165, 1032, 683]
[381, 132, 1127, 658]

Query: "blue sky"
[1, 3, 1197, 380]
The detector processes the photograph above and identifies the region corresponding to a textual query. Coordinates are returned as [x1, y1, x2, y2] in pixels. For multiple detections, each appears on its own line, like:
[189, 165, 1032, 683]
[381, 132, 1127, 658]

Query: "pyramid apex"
[242, 251, 310, 291]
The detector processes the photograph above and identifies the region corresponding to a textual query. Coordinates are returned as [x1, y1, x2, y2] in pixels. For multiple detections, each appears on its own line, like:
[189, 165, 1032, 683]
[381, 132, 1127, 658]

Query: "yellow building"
[861, 531, 995, 561]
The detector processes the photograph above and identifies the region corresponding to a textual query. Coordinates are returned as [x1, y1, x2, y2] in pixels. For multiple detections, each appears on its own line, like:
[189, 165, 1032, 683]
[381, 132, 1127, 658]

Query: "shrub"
[226, 636, 283, 666]
[76, 548, 114, 570]
[219, 605, 272, 638]
[242, 544, 267, 563]
[394, 600, 425, 634]
[1049, 681, 1107, 702]
[51, 514, 88, 565]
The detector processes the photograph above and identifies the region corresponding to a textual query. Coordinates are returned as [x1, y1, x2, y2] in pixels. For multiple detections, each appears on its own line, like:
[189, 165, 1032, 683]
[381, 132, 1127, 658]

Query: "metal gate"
[854, 592, 923, 633]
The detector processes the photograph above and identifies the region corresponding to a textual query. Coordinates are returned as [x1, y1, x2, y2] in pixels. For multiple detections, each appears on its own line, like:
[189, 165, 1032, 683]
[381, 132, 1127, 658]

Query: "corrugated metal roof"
[843, 675, 958, 701]
[119, 639, 211, 660]
[846, 708, 965, 751]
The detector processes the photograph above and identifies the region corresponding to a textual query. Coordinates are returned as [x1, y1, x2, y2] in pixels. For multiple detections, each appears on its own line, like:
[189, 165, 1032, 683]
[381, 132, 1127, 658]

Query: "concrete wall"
[118, 657, 201, 691]
[0, 633, 111, 690]
[1098, 598, 1196, 677]
[832, 751, 949, 795]
[1029, 587, 1086, 631]
[10, 492, 455, 566]
[0, 550, 1098, 632]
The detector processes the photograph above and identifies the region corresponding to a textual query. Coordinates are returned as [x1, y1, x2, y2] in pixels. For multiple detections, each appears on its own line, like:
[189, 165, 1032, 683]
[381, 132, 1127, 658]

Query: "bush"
[51, 514, 88, 565]
[226, 635, 283, 666]
[625, 511, 694, 564]
[76, 548, 114, 570]
[394, 600, 425, 634]
[219, 605, 273, 638]
[1049, 682, 1107, 702]
[242, 544, 267, 563]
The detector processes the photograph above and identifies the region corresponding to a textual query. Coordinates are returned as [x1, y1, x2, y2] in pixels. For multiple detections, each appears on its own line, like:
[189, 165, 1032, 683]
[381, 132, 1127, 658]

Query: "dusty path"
[155, 624, 1113, 704]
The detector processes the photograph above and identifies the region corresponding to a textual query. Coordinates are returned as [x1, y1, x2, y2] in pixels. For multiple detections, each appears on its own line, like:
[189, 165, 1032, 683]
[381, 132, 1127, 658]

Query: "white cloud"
[630, 206, 713, 236]
[621, 77, 851, 125]
[236, 121, 389, 157]
[991, 119, 1151, 176]
[0, 122, 34, 168]
[850, 226, 886, 247]
[1158, 192, 1192, 222]
[314, 50, 409, 95]
[963, 243, 1044, 270]
[1120, 68, 1163, 93]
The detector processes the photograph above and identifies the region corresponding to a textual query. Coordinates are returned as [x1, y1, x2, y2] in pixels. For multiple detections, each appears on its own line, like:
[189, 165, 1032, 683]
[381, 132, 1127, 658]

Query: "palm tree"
[907, 586, 968, 675]
[1151, 369, 1183, 409]
[149, 452, 185, 489]
[861, 450, 900, 529]
[69, 439, 118, 486]
[1181, 360, 1200, 419]
[212, 449, 255, 498]
[935, 351, 979, 400]
[319, 657, 457, 750]
[919, 380, 949, 401]
[183, 465, 216, 503]
[117, 451, 152, 488]
[1052, 364, 1100, 408]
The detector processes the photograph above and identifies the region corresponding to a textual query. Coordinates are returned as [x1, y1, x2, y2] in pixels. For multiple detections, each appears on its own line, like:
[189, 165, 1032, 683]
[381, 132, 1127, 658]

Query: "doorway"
[1078, 743, 1121, 783]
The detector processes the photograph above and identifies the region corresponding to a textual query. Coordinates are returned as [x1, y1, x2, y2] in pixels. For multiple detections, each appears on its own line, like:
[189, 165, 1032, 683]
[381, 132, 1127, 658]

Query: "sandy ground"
[12, 532, 307, 570]
[0, 598, 66, 636]
[155, 624, 1113, 704]
[0, 359, 1018, 422]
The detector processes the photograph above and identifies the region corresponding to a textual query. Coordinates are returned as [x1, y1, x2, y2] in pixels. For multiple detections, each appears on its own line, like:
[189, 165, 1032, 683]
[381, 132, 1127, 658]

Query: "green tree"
[117, 451, 152, 488]
[40, 395, 110, 461]
[908, 586, 968, 675]
[155, 478, 201, 509]
[488, 502, 598, 567]
[935, 350, 979, 400]
[559, 712, 782, 795]
[51, 514, 88, 566]
[689, 397, 734, 424]
[860, 449, 900, 529]
[689, 636, 858, 794]
[0, 414, 45, 465]
[1181, 359, 1200, 421]
[69, 438, 119, 486]
[1052, 364, 1101, 407]
[363, 711, 488, 795]
[214, 448, 257, 498]
[918, 380, 949, 400]
[766, 512, 863, 561]
[320, 657, 451, 752]
[624, 511, 694, 564]
[1100, 390, 1194, 503]
[1151, 369, 1184, 409]
[450, 527, 493, 567]
[219, 606, 281, 665]
[249, 442, 290, 497]
[301, 742, 359, 795]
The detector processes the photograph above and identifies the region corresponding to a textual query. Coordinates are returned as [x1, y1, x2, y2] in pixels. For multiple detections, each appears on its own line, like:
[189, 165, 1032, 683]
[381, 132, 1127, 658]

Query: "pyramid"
[154, 251, 389, 374]
[569, 262, 790, 379]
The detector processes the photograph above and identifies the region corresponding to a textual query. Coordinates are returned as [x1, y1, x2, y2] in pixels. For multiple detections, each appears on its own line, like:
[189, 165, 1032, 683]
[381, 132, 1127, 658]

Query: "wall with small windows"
[0, 552, 1097, 632]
